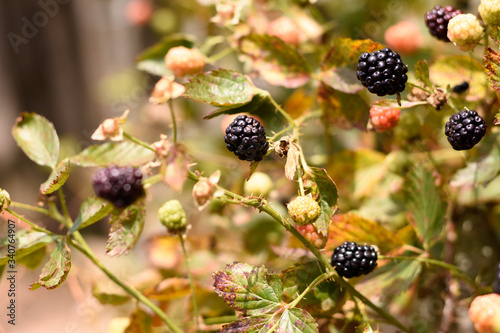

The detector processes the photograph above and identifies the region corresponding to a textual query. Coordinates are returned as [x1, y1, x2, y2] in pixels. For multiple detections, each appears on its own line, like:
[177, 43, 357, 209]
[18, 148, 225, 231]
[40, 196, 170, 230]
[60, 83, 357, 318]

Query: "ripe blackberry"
[224, 115, 269, 162]
[92, 166, 145, 208]
[331, 241, 378, 278]
[356, 48, 408, 97]
[424, 5, 462, 42]
[452, 81, 469, 94]
[445, 109, 487, 150]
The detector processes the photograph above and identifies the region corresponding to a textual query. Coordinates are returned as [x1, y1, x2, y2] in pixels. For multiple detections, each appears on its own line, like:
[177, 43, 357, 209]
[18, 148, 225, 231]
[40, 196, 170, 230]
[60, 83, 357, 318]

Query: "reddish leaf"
[484, 47, 500, 92]
[322, 38, 385, 69]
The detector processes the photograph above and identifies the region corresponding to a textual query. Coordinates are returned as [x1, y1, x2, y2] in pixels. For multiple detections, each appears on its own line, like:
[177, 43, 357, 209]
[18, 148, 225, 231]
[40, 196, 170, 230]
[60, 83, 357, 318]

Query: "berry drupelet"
[424, 5, 462, 42]
[452, 81, 469, 94]
[331, 241, 378, 278]
[356, 48, 408, 97]
[92, 166, 145, 208]
[224, 115, 269, 162]
[445, 109, 487, 150]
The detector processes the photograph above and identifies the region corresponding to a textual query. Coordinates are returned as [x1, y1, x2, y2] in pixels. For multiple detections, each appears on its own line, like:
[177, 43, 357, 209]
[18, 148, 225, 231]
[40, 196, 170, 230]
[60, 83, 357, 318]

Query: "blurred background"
[0, 0, 487, 332]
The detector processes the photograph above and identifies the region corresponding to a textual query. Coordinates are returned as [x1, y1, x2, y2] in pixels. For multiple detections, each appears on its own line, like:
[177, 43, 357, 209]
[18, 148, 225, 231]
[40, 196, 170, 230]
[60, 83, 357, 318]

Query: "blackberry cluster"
[92, 166, 145, 208]
[452, 81, 469, 94]
[224, 115, 269, 162]
[331, 241, 378, 278]
[494, 263, 500, 294]
[356, 48, 408, 97]
[445, 109, 487, 150]
[425, 5, 462, 41]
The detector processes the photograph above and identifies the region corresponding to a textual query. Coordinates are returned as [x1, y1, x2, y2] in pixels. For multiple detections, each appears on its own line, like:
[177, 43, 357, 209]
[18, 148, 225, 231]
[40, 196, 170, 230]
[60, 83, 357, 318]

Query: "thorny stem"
[58, 189, 72, 227]
[5, 208, 55, 235]
[70, 240, 183, 333]
[267, 93, 297, 128]
[179, 234, 199, 332]
[379, 255, 478, 290]
[297, 163, 305, 197]
[168, 99, 178, 143]
[123, 132, 157, 153]
[186, 170, 411, 332]
[288, 272, 334, 309]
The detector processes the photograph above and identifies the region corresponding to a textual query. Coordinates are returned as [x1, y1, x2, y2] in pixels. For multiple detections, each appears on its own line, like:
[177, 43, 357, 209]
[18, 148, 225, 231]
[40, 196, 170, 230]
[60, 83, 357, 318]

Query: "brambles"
[356, 48, 408, 97]
[224, 115, 269, 162]
[384, 21, 423, 55]
[479, 0, 500, 26]
[445, 109, 487, 150]
[158, 200, 187, 233]
[165, 46, 205, 77]
[469, 293, 500, 333]
[296, 224, 327, 249]
[331, 242, 378, 278]
[424, 5, 462, 41]
[287, 196, 321, 225]
[369, 105, 400, 132]
[447, 14, 484, 51]
[92, 166, 145, 208]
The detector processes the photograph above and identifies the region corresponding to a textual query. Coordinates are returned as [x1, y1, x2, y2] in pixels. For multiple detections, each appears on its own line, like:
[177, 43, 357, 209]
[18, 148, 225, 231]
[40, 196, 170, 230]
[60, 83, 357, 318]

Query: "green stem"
[142, 174, 163, 189]
[407, 81, 432, 94]
[379, 255, 478, 290]
[168, 99, 177, 143]
[10, 202, 52, 216]
[288, 272, 334, 309]
[70, 239, 183, 333]
[179, 234, 199, 332]
[297, 163, 305, 197]
[207, 47, 235, 63]
[267, 94, 297, 128]
[123, 132, 157, 153]
[5, 208, 56, 235]
[271, 124, 294, 141]
[58, 189, 72, 228]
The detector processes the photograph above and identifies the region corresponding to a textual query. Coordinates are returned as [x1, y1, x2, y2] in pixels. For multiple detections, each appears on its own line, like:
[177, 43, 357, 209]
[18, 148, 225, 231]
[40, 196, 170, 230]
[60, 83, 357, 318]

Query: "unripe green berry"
[244, 172, 274, 197]
[479, 0, 500, 26]
[287, 196, 321, 225]
[0, 189, 11, 213]
[447, 14, 484, 52]
[158, 200, 187, 233]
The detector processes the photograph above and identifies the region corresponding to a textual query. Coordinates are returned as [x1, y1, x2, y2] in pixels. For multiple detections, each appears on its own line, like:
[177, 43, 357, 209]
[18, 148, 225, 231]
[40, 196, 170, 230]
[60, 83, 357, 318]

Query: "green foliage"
[30, 237, 71, 290]
[70, 141, 154, 167]
[69, 196, 114, 234]
[0, 230, 57, 266]
[309, 167, 338, 236]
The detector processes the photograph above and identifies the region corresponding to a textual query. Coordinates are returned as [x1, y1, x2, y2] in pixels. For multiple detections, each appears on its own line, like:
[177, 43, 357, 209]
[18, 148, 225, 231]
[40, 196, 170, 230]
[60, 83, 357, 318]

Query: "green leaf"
[239, 34, 311, 88]
[69, 196, 114, 234]
[318, 83, 370, 130]
[106, 198, 146, 257]
[356, 323, 373, 333]
[405, 166, 446, 250]
[309, 167, 338, 236]
[125, 308, 153, 333]
[92, 285, 131, 305]
[430, 55, 487, 100]
[318, 66, 364, 94]
[451, 146, 500, 187]
[202, 90, 270, 119]
[40, 159, 71, 194]
[220, 309, 318, 333]
[322, 38, 385, 69]
[0, 230, 58, 266]
[17, 246, 46, 270]
[328, 213, 404, 254]
[484, 47, 500, 93]
[12, 112, 59, 168]
[184, 69, 256, 106]
[414, 60, 432, 89]
[30, 237, 71, 290]
[70, 141, 154, 167]
[213, 262, 283, 316]
[280, 260, 346, 316]
[136, 34, 195, 76]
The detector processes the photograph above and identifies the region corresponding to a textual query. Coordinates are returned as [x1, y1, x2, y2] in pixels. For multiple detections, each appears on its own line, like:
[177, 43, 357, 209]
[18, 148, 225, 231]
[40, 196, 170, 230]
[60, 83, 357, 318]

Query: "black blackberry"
[92, 166, 145, 208]
[494, 262, 500, 294]
[445, 109, 487, 151]
[356, 48, 408, 97]
[425, 5, 462, 42]
[224, 115, 269, 162]
[331, 241, 378, 278]
[452, 81, 469, 94]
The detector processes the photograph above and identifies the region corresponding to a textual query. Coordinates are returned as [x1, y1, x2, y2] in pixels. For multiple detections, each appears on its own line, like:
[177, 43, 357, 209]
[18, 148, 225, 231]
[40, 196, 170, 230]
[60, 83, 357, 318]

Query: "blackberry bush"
[331, 242, 378, 278]
[424, 5, 462, 41]
[445, 109, 487, 150]
[224, 115, 269, 162]
[356, 48, 408, 97]
[92, 166, 145, 208]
